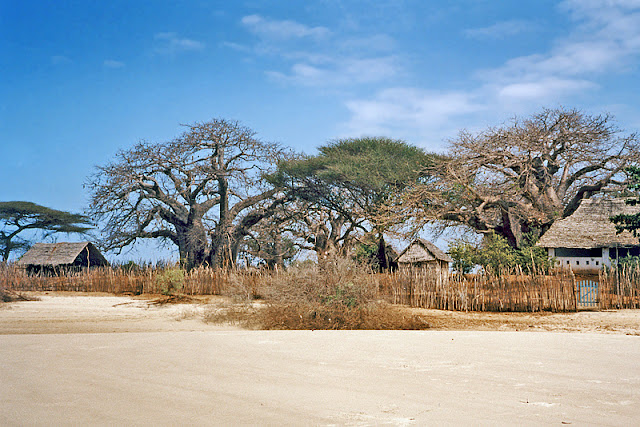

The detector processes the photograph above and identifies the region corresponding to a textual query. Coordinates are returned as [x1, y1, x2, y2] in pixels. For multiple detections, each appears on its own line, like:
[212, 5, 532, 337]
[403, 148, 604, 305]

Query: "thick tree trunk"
[209, 228, 235, 269]
[175, 219, 209, 270]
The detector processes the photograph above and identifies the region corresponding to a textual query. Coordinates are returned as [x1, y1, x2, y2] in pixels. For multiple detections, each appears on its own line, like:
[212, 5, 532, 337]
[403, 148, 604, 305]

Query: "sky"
[2, 0, 640, 261]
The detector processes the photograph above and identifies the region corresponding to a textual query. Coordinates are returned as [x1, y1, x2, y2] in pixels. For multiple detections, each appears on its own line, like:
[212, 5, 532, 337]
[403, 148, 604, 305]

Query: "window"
[609, 247, 640, 259]
[576, 261, 580, 265]
[586, 261, 589, 265]
[567, 260, 570, 265]
[556, 247, 602, 257]
[596, 261, 599, 266]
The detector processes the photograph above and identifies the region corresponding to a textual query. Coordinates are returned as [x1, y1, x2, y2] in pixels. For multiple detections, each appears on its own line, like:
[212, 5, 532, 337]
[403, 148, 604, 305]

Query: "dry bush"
[1, 287, 38, 303]
[254, 301, 430, 330]
[0, 287, 12, 303]
[207, 257, 430, 330]
[202, 302, 261, 328]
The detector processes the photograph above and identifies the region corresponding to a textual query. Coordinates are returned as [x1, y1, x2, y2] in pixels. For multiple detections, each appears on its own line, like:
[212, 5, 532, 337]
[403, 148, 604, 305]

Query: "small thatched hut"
[397, 239, 452, 271]
[537, 198, 640, 270]
[17, 242, 109, 274]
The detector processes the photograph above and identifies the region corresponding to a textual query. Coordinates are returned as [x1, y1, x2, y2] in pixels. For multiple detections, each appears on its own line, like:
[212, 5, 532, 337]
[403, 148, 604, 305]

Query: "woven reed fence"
[3, 262, 640, 312]
[598, 264, 640, 309]
[381, 268, 577, 312]
[0, 264, 227, 295]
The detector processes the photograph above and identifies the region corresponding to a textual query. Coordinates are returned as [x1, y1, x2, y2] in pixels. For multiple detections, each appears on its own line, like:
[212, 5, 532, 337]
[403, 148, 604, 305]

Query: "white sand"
[1, 294, 639, 425]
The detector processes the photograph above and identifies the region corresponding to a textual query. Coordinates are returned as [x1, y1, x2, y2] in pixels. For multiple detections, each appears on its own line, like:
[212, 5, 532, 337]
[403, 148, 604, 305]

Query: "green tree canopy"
[276, 137, 439, 269]
[0, 201, 92, 261]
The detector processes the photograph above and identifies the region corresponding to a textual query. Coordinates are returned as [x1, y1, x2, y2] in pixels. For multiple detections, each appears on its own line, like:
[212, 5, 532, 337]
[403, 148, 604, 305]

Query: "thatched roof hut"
[537, 198, 640, 269]
[538, 198, 640, 249]
[397, 239, 452, 270]
[17, 242, 108, 273]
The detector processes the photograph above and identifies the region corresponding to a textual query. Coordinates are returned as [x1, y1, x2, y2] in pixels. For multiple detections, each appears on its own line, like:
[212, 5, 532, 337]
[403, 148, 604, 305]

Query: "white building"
[537, 198, 640, 270]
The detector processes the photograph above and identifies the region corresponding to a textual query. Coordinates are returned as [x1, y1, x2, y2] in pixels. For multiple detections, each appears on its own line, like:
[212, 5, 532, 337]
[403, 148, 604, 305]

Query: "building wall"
[398, 260, 449, 271]
[548, 247, 612, 270]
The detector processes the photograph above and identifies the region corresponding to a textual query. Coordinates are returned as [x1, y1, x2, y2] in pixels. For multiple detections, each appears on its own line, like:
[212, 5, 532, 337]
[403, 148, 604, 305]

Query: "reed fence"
[0, 264, 227, 295]
[3, 262, 640, 312]
[598, 264, 640, 309]
[382, 268, 577, 312]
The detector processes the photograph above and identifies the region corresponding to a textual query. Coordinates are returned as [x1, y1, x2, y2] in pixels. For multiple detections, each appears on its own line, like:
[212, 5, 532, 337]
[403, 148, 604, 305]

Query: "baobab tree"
[408, 108, 640, 248]
[86, 118, 288, 268]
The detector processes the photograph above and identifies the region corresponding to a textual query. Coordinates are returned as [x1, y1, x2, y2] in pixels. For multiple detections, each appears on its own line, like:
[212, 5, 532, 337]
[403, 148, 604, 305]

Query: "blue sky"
[2, 0, 640, 260]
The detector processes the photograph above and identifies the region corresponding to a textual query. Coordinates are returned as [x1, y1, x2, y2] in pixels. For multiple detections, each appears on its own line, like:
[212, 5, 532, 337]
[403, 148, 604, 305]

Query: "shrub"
[449, 232, 553, 275]
[155, 266, 185, 296]
[207, 255, 431, 330]
[448, 238, 477, 274]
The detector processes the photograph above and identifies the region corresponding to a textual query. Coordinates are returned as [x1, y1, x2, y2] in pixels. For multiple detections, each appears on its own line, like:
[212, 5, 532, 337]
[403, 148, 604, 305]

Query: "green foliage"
[514, 232, 554, 273]
[613, 255, 640, 267]
[353, 241, 378, 264]
[317, 137, 435, 195]
[155, 266, 185, 296]
[447, 239, 477, 274]
[611, 166, 640, 236]
[0, 201, 92, 261]
[278, 137, 439, 230]
[449, 232, 553, 274]
[321, 283, 359, 309]
[475, 233, 518, 273]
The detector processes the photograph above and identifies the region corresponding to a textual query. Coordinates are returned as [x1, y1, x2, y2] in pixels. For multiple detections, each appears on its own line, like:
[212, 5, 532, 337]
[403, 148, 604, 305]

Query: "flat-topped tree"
[409, 108, 640, 248]
[276, 137, 438, 270]
[86, 118, 288, 269]
[0, 201, 92, 261]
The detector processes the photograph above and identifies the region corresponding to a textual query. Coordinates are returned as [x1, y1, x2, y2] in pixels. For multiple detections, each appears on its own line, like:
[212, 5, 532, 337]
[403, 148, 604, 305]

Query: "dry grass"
[3, 257, 640, 327]
[1, 287, 39, 303]
[203, 258, 431, 329]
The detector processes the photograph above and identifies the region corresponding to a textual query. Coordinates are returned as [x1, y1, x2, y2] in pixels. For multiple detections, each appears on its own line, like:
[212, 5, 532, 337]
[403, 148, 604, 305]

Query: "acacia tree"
[0, 201, 92, 261]
[409, 108, 640, 248]
[86, 118, 288, 269]
[277, 137, 437, 269]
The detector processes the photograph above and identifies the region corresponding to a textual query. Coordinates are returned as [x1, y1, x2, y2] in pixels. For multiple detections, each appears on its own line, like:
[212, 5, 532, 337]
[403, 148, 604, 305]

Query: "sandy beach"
[1, 293, 639, 425]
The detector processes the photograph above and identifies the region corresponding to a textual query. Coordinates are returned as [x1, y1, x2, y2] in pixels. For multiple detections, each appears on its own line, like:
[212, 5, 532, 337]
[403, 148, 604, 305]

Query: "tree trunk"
[175, 219, 209, 270]
[376, 236, 388, 273]
[209, 228, 235, 269]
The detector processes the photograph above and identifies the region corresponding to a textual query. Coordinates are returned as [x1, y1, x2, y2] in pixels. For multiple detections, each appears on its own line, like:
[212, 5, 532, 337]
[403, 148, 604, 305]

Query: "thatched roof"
[397, 239, 452, 264]
[537, 198, 640, 249]
[17, 242, 108, 267]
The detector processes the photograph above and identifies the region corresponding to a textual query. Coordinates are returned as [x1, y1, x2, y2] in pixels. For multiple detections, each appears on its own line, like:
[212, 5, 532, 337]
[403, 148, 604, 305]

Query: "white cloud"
[241, 15, 330, 40]
[154, 32, 205, 54]
[221, 41, 252, 53]
[497, 78, 596, 99]
[103, 59, 125, 69]
[343, 88, 483, 145]
[464, 20, 535, 39]
[237, 14, 399, 87]
[478, 1, 640, 102]
[267, 56, 399, 86]
[341, 0, 640, 145]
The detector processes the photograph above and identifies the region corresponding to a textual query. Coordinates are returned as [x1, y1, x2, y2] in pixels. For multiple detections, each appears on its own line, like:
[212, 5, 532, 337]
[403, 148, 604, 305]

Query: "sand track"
[1, 293, 639, 425]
